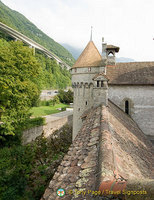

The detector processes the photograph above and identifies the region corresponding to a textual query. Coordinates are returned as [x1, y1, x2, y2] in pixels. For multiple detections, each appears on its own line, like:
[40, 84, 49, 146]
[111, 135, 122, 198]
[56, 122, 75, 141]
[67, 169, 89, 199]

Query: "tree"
[58, 89, 73, 104]
[0, 39, 41, 139]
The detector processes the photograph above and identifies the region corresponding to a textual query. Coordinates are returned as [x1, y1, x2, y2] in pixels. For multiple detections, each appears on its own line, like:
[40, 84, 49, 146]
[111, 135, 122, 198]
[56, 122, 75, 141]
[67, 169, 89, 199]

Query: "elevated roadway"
[0, 22, 70, 69]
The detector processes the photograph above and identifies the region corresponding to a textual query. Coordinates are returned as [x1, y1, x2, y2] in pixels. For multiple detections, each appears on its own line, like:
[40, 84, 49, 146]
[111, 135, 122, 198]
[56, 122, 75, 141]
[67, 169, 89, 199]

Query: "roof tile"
[72, 41, 102, 68]
[107, 62, 154, 85]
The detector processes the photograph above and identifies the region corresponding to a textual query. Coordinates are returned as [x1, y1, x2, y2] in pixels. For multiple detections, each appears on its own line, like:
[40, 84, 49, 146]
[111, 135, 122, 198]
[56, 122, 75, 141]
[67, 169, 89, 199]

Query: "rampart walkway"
[41, 101, 153, 200]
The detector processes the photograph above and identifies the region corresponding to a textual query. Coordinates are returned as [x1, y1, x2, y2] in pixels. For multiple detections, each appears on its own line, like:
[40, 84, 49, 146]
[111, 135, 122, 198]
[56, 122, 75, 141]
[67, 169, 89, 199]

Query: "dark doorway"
[125, 100, 129, 114]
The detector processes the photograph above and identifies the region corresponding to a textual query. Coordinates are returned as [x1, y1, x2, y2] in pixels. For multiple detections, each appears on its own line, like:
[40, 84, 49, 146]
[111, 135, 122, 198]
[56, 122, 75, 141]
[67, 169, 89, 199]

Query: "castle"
[42, 37, 154, 200]
[71, 38, 154, 143]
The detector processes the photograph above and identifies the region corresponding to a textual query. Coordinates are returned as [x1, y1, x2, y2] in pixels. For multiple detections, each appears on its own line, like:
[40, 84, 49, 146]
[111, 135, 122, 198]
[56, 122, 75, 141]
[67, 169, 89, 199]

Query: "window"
[86, 101, 87, 105]
[88, 67, 91, 72]
[75, 68, 77, 72]
[125, 100, 129, 115]
[97, 81, 99, 87]
[101, 81, 103, 87]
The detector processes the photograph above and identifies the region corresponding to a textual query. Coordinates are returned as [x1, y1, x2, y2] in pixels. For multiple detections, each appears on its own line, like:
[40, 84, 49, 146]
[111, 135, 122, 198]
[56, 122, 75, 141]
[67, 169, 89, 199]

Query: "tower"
[71, 39, 108, 140]
[102, 39, 120, 65]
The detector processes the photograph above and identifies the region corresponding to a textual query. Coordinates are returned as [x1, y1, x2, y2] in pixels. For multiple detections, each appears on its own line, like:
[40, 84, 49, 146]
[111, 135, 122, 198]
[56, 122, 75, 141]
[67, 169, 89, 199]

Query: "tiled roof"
[41, 101, 153, 200]
[107, 62, 154, 85]
[41, 106, 101, 200]
[72, 41, 102, 68]
[106, 45, 120, 52]
[104, 100, 153, 180]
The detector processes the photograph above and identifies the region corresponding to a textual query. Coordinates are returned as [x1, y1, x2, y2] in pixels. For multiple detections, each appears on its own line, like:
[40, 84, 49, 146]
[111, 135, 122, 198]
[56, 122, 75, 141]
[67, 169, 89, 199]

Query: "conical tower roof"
[72, 41, 102, 68]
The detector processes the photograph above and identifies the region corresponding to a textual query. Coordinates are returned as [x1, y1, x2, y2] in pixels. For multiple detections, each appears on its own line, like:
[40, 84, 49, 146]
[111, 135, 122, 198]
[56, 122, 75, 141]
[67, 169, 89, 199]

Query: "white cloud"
[1, 0, 154, 61]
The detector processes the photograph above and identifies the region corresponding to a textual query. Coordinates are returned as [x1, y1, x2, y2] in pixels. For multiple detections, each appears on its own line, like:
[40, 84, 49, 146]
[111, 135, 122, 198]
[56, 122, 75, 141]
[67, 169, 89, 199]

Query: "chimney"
[102, 37, 107, 63]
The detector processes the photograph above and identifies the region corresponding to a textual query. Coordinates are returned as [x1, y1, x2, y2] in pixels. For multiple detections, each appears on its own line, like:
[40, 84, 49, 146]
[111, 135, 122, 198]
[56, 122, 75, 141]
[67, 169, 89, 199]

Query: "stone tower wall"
[93, 87, 108, 107]
[71, 66, 106, 140]
[72, 82, 94, 140]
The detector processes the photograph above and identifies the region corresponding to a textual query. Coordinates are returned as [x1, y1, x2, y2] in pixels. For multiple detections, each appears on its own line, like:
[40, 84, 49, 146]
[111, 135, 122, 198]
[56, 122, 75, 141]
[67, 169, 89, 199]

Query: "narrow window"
[86, 101, 87, 105]
[78, 108, 80, 111]
[97, 81, 99, 87]
[101, 81, 103, 87]
[125, 100, 129, 115]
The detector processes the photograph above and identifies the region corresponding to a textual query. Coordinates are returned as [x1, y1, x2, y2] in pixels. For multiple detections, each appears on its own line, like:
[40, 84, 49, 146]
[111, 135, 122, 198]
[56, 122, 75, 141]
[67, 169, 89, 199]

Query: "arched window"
[125, 100, 129, 115]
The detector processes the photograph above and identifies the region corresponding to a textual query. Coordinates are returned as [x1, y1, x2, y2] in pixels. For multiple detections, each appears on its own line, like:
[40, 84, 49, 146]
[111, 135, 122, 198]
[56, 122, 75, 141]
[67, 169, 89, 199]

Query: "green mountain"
[0, 0, 75, 66]
[61, 43, 82, 60]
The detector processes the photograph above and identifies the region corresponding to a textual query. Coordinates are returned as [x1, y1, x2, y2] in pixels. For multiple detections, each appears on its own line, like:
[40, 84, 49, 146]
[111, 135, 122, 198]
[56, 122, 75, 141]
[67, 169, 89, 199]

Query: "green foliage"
[58, 89, 73, 104]
[35, 52, 71, 89]
[0, 39, 41, 139]
[0, 124, 72, 200]
[61, 107, 66, 111]
[49, 95, 60, 106]
[22, 117, 45, 130]
[0, 145, 34, 200]
[0, 1, 75, 66]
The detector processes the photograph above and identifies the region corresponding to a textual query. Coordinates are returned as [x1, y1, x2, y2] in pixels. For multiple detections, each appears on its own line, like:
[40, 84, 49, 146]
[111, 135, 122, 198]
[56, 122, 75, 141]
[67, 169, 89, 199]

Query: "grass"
[30, 103, 68, 117]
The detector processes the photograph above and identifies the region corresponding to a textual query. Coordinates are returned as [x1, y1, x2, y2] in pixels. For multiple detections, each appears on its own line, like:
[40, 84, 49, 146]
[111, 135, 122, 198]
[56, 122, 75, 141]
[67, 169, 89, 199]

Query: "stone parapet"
[22, 112, 73, 145]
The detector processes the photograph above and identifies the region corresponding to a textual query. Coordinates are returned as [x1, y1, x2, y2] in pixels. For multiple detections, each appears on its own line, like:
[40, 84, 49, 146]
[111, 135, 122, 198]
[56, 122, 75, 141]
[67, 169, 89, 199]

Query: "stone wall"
[22, 114, 73, 145]
[108, 85, 154, 137]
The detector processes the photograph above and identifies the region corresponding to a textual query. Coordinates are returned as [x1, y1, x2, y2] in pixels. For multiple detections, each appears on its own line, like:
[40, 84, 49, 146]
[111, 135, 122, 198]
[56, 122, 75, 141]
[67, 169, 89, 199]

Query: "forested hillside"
[0, 0, 75, 66]
[35, 52, 71, 89]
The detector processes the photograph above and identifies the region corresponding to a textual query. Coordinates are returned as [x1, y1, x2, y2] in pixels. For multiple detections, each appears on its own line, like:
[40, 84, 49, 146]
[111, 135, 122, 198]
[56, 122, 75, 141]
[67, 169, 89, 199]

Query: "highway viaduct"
[0, 22, 70, 70]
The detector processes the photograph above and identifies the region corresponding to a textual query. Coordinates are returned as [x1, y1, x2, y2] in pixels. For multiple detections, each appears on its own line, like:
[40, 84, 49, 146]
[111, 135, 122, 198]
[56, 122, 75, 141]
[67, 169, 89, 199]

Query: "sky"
[1, 0, 154, 61]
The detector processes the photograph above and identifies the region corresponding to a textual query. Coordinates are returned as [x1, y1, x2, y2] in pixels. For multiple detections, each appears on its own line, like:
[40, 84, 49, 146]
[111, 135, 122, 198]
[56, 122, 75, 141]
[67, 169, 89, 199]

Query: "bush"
[0, 145, 34, 200]
[0, 124, 72, 200]
[0, 117, 45, 147]
[22, 117, 45, 130]
[58, 89, 73, 104]
[61, 107, 66, 111]
[36, 95, 60, 107]
[49, 95, 60, 106]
